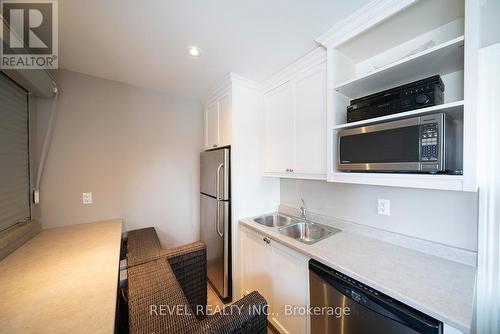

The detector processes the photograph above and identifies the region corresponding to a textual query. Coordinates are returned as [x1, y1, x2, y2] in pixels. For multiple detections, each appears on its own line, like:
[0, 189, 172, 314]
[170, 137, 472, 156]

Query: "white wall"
[281, 179, 478, 251]
[33, 70, 203, 247]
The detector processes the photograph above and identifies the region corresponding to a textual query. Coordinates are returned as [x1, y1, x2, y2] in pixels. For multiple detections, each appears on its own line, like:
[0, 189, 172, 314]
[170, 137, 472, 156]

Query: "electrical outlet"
[377, 198, 390, 216]
[82, 192, 93, 204]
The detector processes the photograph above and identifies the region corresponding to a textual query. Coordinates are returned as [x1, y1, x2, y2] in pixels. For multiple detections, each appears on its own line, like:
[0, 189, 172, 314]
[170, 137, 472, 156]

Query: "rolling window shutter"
[0, 73, 30, 231]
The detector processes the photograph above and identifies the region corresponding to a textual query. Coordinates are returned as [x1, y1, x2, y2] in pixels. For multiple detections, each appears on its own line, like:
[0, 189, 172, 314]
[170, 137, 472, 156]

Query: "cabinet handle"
[285, 169, 289, 172]
[290, 169, 294, 172]
[266, 239, 271, 244]
[213, 144, 218, 148]
[263, 237, 267, 242]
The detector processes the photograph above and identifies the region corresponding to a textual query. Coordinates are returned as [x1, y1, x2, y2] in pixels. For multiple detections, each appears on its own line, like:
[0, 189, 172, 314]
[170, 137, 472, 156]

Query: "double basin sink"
[253, 213, 339, 245]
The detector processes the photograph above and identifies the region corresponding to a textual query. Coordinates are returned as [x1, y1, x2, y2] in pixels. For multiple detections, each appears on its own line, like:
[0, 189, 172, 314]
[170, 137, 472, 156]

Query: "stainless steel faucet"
[300, 198, 307, 221]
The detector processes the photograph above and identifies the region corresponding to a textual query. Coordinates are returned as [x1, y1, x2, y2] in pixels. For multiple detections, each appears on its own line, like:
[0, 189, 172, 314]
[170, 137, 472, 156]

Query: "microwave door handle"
[216, 163, 224, 237]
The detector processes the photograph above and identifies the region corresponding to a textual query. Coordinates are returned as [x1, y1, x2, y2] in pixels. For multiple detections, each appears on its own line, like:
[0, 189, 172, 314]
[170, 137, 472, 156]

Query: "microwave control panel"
[421, 123, 439, 161]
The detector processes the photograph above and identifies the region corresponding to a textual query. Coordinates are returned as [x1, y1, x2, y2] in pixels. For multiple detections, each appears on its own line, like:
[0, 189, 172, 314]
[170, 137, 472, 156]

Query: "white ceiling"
[58, 0, 371, 98]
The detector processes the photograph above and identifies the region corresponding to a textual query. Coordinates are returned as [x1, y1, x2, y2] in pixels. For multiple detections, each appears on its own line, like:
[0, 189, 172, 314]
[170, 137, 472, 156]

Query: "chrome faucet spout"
[299, 198, 307, 221]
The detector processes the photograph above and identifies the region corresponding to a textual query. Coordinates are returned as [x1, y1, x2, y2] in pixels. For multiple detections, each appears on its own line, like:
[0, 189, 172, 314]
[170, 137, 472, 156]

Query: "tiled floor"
[206, 283, 277, 334]
[207, 283, 225, 308]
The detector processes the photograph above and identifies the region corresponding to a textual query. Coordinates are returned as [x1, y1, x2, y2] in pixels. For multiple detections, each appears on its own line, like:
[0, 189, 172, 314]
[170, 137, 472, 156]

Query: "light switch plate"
[82, 192, 92, 204]
[377, 198, 390, 216]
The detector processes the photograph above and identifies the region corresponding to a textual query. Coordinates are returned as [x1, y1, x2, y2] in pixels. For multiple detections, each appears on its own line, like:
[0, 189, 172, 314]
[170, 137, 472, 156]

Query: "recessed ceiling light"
[188, 46, 201, 57]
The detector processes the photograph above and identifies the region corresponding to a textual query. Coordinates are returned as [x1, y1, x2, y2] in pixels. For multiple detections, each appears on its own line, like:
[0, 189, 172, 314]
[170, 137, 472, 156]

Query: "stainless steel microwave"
[337, 113, 461, 173]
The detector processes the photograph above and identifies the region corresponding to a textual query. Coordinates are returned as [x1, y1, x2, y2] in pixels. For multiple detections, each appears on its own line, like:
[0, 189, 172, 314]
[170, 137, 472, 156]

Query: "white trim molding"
[203, 73, 260, 105]
[230, 73, 260, 91]
[475, 42, 500, 334]
[315, 0, 417, 48]
[261, 47, 326, 93]
[202, 74, 232, 105]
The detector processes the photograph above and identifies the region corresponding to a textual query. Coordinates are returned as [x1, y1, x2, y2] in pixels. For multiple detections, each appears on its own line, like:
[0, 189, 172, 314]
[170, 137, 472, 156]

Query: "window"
[0, 72, 30, 231]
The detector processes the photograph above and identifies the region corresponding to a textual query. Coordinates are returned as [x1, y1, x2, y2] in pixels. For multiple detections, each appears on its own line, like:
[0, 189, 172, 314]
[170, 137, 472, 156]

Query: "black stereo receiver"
[346, 75, 444, 123]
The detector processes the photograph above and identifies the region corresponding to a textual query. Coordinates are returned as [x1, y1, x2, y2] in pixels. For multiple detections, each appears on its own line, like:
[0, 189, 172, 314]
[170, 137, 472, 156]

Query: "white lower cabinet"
[270, 240, 309, 334]
[241, 227, 309, 334]
[240, 226, 273, 304]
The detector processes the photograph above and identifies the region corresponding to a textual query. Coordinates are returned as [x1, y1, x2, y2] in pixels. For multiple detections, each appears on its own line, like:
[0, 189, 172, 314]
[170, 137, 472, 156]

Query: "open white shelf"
[330, 173, 464, 191]
[333, 100, 464, 130]
[334, 36, 464, 99]
[323, 0, 477, 191]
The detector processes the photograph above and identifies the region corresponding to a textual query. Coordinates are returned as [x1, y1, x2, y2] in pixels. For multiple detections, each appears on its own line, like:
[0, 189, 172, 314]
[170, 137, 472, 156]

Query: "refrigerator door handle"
[217, 201, 224, 237]
[215, 163, 224, 237]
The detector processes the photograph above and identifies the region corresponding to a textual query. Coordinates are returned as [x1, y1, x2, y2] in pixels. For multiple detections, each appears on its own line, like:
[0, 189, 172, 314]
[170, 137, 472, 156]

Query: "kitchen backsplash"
[280, 179, 478, 252]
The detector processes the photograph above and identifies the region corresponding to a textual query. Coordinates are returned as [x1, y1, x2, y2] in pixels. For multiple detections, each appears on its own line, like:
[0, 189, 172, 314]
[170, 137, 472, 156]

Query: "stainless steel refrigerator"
[200, 148, 231, 300]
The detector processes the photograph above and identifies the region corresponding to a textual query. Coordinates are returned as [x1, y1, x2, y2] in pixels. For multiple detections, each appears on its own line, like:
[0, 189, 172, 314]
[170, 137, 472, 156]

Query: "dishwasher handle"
[309, 260, 442, 334]
[326, 275, 408, 326]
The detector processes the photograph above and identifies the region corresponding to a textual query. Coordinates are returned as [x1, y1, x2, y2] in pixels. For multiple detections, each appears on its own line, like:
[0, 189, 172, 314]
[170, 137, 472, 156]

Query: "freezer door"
[200, 194, 229, 298]
[200, 148, 230, 200]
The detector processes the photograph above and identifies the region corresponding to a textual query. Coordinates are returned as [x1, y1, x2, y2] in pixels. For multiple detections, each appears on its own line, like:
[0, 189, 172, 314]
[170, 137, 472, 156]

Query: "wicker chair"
[127, 233, 268, 334]
[126, 227, 180, 267]
[126, 227, 161, 266]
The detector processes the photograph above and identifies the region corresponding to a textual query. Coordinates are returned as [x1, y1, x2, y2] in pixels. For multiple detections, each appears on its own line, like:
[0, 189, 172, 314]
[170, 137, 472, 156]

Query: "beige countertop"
[240, 216, 475, 333]
[0, 219, 123, 334]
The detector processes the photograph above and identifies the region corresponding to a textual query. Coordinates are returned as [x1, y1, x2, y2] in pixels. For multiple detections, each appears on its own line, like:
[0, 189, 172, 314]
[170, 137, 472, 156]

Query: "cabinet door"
[218, 93, 231, 147]
[292, 62, 327, 176]
[205, 101, 219, 149]
[271, 241, 309, 334]
[263, 82, 293, 174]
[240, 228, 272, 304]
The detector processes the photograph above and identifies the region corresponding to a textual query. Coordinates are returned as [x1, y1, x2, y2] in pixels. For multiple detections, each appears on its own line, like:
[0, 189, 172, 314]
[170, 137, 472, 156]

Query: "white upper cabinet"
[263, 82, 293, 174]
[293, 63, 327, 175]
[218, 93, 232, 148]
[204, 92, 231, 150]
[262, 48, 327, 180]
[205, 101, 219, 149]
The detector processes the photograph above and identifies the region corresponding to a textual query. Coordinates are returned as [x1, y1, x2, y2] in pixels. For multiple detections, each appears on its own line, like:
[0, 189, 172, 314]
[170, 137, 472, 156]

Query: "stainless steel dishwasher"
[309, 260, 442, 334]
